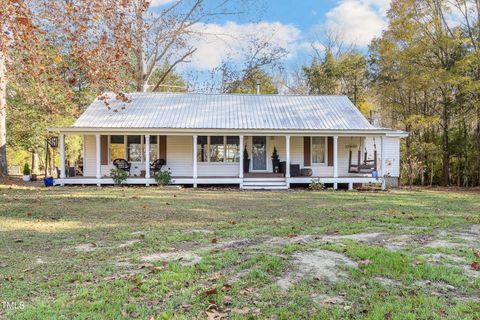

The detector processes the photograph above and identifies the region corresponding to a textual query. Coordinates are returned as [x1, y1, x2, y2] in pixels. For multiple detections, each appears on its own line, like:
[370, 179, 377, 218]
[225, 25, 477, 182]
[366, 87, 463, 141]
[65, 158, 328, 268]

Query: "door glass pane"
[252, 136, 267, 170]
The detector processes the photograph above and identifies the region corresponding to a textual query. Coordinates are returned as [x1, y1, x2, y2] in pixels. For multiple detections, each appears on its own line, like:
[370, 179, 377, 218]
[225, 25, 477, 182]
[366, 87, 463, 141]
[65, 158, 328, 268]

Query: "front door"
[252, 136, 267, 171]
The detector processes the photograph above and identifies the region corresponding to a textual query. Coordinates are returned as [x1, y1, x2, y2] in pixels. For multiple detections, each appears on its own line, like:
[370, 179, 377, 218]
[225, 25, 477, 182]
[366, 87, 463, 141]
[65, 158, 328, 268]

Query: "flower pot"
[272, 159, 280, 171]
[243, 159, 250, 173]
[22, 175, 31, 182]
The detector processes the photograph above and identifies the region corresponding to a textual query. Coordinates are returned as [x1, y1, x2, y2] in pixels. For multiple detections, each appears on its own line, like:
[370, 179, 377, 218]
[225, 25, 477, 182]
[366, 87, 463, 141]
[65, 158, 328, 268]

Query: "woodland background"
[1, 0, 480, 186]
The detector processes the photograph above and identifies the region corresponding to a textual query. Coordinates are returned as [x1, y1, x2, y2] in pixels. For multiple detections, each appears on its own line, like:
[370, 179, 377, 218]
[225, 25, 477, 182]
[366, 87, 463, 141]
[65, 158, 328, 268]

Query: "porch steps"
[241, 178, 288, 190]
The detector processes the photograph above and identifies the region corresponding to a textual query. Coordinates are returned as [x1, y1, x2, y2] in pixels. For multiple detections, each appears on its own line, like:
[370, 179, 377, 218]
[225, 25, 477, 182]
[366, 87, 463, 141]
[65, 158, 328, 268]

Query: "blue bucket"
[371, 169, 378, 179]
[44, 177, 54, 187]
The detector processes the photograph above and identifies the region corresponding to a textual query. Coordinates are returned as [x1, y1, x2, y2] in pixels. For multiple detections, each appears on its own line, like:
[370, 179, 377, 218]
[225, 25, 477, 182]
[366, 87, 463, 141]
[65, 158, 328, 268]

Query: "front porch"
[55, 174, 381, 190]
[55, 133, 389, 190]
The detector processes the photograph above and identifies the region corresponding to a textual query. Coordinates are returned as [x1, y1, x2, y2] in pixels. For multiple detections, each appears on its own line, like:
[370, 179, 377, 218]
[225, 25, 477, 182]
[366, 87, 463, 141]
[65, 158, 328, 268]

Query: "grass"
[0, 185, 479, 319]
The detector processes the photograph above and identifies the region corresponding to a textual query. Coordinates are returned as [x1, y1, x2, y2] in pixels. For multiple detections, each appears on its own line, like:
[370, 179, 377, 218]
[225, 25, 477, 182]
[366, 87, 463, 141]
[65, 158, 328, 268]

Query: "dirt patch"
[190, 229, 214, 234]
[216, 238, 258, 250]
[265, 235, 314, 246]
[74, 243, 100, 252]
[141, 251, 202, 266]
[421, 253, 467, 264]
[312, 294, 349, 308]
[323, 232, 383, 243]
[425, 240, 466, 249]
[277, 250, 358, 290]
[470, 224, 480, 235]
[118, 240, 140, 248]
[375, 277, 401, 287]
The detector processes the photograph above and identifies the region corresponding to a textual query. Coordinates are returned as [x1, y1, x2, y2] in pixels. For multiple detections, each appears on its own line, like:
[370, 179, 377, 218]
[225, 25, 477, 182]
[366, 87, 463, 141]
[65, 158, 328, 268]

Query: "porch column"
[380, 135, 385, 190]
[145, 135, 150, 183]
[193, 135, 198, 187]
[95, 134, 101, 180]
[239, 135, 244, 179]
[333, 135, 338, 190]
[285, 135, 291, 186]
[59, 134, 66, 179]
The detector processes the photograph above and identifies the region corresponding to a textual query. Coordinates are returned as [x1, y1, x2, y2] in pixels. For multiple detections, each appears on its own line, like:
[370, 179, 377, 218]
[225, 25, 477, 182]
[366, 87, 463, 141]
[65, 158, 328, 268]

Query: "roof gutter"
[48, 126, 409, 137]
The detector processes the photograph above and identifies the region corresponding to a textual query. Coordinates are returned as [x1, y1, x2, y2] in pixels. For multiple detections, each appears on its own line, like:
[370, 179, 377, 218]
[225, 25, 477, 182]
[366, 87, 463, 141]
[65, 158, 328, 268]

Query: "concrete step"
[242, 185, 289, 190]
[243, 177, 286, 182]
[242, 181, 287, 187]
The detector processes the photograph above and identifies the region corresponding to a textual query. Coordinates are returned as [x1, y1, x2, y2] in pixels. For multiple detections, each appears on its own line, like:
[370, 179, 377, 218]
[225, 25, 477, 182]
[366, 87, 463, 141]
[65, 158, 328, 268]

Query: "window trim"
[197, 136, 240, 164]
[311, 136, 327, 165]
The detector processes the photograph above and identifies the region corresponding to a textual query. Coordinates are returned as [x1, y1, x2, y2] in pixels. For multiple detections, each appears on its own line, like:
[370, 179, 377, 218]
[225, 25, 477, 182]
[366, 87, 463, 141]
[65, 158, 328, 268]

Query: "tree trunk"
[48, 146, 55, 177]
[31, 150, 39, 175]
[0, 52, 7, 177]
[441, 104, 450, 186]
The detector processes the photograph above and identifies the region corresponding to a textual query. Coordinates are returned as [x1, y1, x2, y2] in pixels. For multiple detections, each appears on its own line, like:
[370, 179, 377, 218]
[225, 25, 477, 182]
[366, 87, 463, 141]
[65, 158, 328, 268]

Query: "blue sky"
[150, 0, 390, 85]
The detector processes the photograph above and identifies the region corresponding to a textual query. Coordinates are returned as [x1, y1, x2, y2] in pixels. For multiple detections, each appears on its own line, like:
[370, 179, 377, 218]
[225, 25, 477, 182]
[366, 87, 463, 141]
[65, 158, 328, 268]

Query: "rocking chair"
[113, 158, 131, 174]
[150, 159, 166, 174]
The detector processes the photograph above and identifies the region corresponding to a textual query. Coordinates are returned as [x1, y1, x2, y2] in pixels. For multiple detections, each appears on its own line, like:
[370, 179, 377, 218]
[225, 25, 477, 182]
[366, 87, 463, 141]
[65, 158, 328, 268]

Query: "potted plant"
[22, 163, 31, 182]
[243, 146, 250, 173]
[271, 147, 280, 172]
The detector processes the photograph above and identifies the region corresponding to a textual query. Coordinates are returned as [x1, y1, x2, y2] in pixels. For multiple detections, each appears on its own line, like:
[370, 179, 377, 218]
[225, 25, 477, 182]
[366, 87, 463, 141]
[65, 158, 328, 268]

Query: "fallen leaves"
[205, 302, 224, 320]
[204, 288, 218, 296]
[287, 233, 298, 238]
[181, 302, 192, 310]
[471, 262, 480, 271]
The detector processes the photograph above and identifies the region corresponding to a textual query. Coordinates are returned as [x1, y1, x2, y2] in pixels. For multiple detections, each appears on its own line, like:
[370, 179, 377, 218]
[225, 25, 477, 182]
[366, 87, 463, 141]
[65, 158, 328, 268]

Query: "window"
[209, 136, 224, 162]
[127, 136, 142, 162]
[197, 136, 208, 162]
[147, 136, 158, 162]
[197, 136, 239, 163]
[110, 135, 125, 162]
[225, 136, 240, 162]
[312, 137, 326, 164]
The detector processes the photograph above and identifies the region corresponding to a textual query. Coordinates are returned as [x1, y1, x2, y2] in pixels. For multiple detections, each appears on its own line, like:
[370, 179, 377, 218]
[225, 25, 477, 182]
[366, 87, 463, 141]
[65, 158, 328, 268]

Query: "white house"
[50, 92, 407, 189]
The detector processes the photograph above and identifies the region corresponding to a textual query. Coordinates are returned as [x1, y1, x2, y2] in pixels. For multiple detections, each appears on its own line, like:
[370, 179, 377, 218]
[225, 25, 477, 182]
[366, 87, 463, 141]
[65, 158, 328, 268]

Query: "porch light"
[48, 136, 59, 148]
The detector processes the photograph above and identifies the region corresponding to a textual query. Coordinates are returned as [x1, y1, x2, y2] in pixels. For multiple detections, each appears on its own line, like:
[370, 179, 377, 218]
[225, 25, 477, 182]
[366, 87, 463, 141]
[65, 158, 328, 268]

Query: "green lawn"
[0, 186, 479, 319]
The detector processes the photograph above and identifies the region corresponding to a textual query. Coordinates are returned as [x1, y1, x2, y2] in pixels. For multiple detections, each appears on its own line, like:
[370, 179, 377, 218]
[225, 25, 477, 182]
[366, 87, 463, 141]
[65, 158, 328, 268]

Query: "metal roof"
[73, 92, 379, 131]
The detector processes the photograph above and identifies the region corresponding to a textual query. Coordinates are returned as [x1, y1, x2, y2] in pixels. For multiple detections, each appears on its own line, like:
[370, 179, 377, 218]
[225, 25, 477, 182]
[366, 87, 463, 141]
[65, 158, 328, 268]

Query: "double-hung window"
[225, 136, 240, 162]
[197, 136, 208, 162]
[109, 136, 125, 162]
[146, 136, 158, 162]
[312, 137, 326, 164]
[209, 136, 225, 162]
[127, 136, 142, 162]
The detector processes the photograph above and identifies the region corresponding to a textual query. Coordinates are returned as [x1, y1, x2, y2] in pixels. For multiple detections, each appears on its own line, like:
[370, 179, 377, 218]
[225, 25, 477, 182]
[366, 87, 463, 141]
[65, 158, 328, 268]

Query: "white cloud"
[188, 21, 301, 70]
[149, 0, 176, 8]
[324, 0, 390, 46]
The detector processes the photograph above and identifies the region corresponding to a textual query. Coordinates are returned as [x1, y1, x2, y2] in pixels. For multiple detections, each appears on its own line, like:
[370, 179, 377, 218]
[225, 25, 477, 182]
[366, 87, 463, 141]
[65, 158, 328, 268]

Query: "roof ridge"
[103, 91, 350, 98]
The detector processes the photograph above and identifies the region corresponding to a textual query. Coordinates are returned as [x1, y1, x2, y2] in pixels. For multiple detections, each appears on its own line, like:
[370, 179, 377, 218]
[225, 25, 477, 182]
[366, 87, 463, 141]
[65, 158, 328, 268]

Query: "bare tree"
[130, 0, 244, 92]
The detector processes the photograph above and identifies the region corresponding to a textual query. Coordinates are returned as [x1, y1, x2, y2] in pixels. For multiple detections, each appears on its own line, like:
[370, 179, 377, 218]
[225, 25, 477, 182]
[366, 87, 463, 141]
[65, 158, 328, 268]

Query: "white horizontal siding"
[83, 135, 96, 177]
[198, 163, 239, 177]
[167, 136, 193, 176]
[383, 137, 400, 177]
